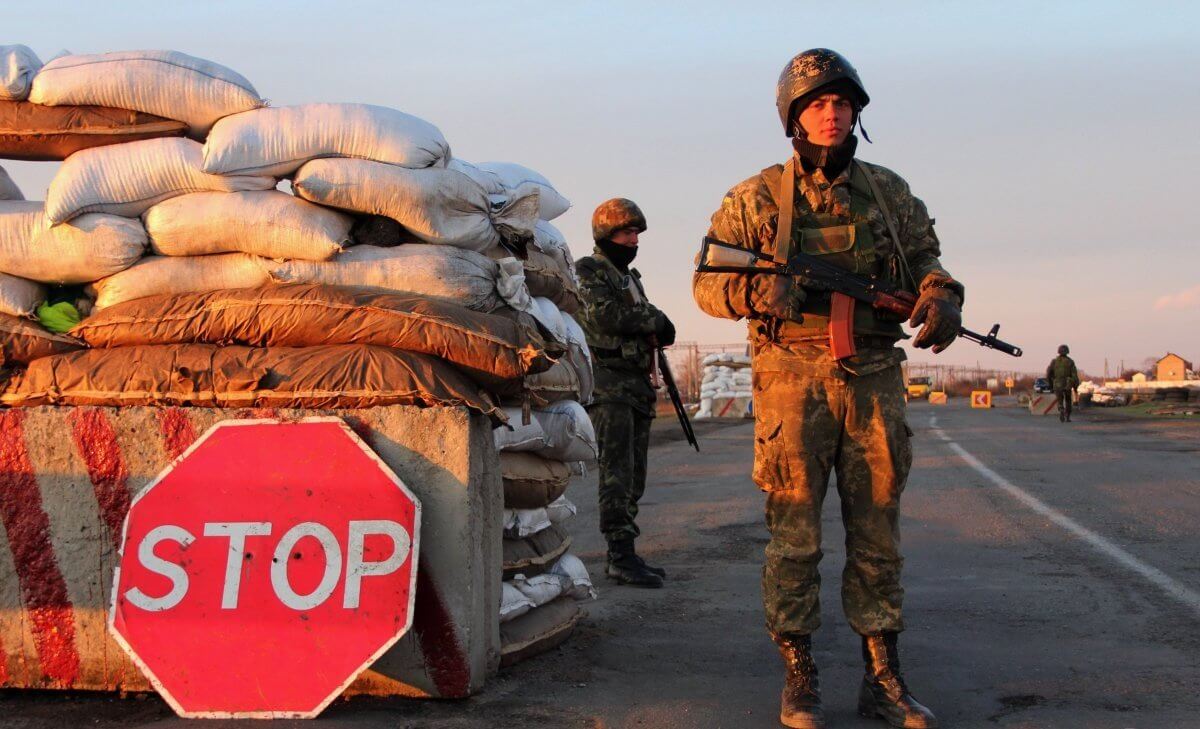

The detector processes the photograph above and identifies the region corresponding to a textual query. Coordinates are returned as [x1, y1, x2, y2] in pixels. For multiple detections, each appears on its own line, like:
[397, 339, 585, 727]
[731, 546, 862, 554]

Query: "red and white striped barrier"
[0, 405, 501, 698]
[1028, 394, 1057, 416]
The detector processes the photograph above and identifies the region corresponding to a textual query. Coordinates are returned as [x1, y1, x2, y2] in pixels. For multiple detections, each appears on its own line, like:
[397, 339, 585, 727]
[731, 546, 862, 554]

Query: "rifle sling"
[855, 161, 916, 291]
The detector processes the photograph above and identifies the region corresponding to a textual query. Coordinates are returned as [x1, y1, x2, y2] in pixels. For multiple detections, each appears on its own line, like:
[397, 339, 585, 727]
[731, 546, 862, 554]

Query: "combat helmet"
[1058, 344, 1070, 355]
[776, 48, 869, 137]
[592, 198, 647, 241]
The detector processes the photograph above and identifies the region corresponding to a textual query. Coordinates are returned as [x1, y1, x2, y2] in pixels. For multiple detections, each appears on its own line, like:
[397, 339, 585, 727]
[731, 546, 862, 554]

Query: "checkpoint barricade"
[0, 405, 501, 700]
[1028, 392, 1058, 415]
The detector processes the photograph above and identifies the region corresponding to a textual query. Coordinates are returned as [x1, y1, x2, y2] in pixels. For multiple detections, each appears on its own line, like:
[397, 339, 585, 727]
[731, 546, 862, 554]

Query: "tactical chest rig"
[766, 157, 915, 359]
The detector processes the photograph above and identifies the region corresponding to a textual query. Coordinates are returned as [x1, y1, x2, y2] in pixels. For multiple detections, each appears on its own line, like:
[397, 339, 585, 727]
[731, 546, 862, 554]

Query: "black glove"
[909, 285, 961, 353]
[655, 312, 677, 347]
[749, 275, 806, 321]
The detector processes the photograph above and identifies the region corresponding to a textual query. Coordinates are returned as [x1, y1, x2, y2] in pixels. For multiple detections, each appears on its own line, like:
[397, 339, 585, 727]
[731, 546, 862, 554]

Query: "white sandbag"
[537, 400, 598, 462]
[544, 495, 577, 526]
[528, 296, 568, 343]
[0, 165, 24, 201]
[45, 138, 275, 224]
[1, 45, 42, 101]
[495, 407, 549, 452]
[29, 50, 263, 136]
[562, 313, 595, 405]
[495, 257, 534, 315]
[447, 158, 505, 196]
[510, 572, 565, 608]
[0, 201, 146, 284]
[203, 103, 450, 177]
[549, 553, 597, 601]
[533, 220, 578, 285]
[144, 190, 349, 261]
[293, 158, 538, 251]
[267, 244, 530, 313]
[477, 162, 570, 221]
[0, 271, 44, 318]
[88, 253, 270, 310]
[503, 508, 553, 539]
[500, 582, 535, 623]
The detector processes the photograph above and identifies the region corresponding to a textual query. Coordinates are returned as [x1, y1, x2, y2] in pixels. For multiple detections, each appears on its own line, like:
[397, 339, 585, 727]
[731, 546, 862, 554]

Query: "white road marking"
[927, 414, 1200, 617]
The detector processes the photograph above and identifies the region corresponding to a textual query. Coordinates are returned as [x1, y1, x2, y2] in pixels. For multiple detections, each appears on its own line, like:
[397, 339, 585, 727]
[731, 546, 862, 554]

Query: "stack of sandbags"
[695, 352, 753, 419]
[494, 393, 598, 665]
[498, 493, 594, 666]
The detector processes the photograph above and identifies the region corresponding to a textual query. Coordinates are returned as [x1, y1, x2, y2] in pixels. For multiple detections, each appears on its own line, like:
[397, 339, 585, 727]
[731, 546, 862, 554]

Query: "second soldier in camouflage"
[576, 198, 676, 588]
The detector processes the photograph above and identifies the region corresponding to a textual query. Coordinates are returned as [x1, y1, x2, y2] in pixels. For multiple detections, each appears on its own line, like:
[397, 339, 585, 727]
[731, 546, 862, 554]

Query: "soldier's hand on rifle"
[750, 275, 806, 321]
[909, 279, 962, 354]
[654, 312, 677, 347]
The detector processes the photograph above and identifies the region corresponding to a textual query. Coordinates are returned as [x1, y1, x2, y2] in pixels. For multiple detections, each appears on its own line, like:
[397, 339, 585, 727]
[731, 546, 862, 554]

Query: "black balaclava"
[596, 239, 637, 271]
[791, 80, 866, 180]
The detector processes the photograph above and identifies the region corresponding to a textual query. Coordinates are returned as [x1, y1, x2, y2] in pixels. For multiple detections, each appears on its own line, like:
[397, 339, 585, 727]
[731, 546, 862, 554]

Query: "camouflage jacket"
[693, 157, 960, 377]
[576, 248, 668, 415]
[1046, 355, 1080, 390]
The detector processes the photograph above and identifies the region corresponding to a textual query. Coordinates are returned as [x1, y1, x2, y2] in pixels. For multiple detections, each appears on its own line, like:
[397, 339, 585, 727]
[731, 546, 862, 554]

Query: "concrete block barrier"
[0, 405, 501, 698]
[1028, 393, 1057, 415]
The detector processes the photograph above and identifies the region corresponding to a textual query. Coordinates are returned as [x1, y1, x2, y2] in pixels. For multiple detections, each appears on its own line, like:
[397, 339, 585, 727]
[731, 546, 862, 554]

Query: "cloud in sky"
[1154, 285, 1200, 311]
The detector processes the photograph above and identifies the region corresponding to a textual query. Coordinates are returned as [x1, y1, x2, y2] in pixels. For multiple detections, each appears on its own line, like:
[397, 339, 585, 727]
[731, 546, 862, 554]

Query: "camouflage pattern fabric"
[755, 364, 911, 636]
[575, 248, 667, 416]
[591, 197, 647, 242]
[1046, 354, 1080, 391]
[588, 402, 653, 543]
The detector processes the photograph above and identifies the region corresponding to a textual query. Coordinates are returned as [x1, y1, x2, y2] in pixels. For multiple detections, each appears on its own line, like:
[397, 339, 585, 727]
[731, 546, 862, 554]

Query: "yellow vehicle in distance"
[906, 376, 933, 400]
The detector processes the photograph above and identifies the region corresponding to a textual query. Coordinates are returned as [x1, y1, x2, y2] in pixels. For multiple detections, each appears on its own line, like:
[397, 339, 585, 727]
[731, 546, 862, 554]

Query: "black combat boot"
[629, 543, 666, 579]
[858, 632, 938, 728]
[774, 633, 825, 729]
[606, 539, 663, 588]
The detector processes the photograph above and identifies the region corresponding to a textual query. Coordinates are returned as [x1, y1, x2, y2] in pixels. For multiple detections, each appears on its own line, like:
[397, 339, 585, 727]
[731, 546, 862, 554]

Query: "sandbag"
[532, 220, 579, 286]
[509, 573, 564, 608]
[562, 313, 595, 404]
[502, 524, 570, 578]
[0, 201, 146, 284]
[72, 284, 555, 384]
[544, 496, 577, 526]
[0, 165, 23, 200]
[45, 137, 275, 224]
[501, 451, 571, 509]
[144, 190, 350, 260]
[494, 400, 597, 461]
[499, 596, 582, 667]
[88, 253, 271, 310]
[202, 103, 450, 177]
[1, 45, 41, 101]
[495, 246, 581, 315]
[293, 158, 538, 251]
[446, 158, 505, 196]
[500, 582, 535, 624]
[267, 244, 526, 313]
[477, 162, 570, 221]
[0, 271, 44, 317]
[0, 313, 83, 366]
[549, 554, 597, 601]
[29, 50, 263, 136]
[1, 343, 504, 420]
[503, 508, 553, 540]
[0, 100, 187, 161]
[520, 359, 580, 405]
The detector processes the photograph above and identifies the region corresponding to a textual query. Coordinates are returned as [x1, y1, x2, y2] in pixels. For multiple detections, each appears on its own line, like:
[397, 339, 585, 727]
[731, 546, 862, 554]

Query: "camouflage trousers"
[589, 402, 653, 544]
[1054, 388, 1073, 419]
[754, 364, 912, 636]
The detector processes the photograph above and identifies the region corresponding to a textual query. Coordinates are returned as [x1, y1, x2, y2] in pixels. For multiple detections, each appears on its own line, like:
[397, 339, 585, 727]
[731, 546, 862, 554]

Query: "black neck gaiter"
[793, 133, 858, 180]
[597, 239, 637, 271]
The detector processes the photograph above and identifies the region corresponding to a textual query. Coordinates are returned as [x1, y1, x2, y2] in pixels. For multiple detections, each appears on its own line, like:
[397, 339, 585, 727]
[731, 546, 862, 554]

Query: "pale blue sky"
[6, 1, 1198, 374]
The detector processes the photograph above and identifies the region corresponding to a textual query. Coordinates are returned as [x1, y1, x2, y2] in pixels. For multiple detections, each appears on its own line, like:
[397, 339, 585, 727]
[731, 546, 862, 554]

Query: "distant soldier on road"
[576, 198, 676, 589]
[693, 49, 954, 728]
[1046, 345, 1080, 422]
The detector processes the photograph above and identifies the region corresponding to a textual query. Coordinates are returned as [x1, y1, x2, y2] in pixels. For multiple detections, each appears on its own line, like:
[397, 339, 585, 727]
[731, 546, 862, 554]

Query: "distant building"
[1155, 353, 1193, 382]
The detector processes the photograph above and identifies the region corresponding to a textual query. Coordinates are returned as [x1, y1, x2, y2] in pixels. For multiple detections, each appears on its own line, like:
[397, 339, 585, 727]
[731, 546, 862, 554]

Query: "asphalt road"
[3, 399, 1198, 728]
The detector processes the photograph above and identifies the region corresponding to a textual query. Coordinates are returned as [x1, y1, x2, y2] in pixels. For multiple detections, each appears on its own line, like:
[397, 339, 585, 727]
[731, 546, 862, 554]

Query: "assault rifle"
[696, 237, 1023, 359]
[653, 343, 700, 451]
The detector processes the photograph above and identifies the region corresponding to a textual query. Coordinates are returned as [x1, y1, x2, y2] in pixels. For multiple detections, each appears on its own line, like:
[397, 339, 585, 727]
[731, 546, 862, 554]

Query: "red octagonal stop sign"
[109, 418, 421, 718]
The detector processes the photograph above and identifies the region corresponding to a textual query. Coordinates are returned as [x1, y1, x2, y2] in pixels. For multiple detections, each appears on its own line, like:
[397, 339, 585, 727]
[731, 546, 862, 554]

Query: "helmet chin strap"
[855, 113, 873, 143]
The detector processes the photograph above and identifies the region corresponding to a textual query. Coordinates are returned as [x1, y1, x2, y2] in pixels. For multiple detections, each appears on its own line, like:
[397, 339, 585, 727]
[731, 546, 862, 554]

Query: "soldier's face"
[797, 93, 854, 146]
[610, 228, 640, 247]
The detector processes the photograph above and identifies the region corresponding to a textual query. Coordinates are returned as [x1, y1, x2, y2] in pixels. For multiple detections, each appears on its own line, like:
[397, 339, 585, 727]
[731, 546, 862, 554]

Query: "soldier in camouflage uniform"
[1046, 345, 1080, 422]
[576, 198, 676, 588]
[693, 49, 956, 728]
